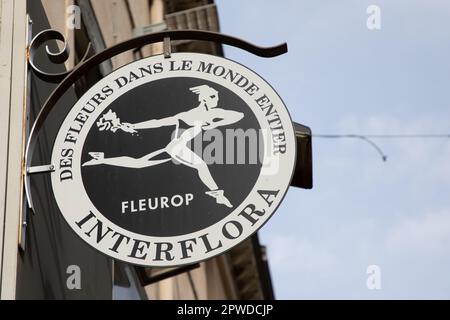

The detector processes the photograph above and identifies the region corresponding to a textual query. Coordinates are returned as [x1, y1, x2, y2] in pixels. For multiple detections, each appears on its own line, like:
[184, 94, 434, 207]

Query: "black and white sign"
[51, 53, 296, 266]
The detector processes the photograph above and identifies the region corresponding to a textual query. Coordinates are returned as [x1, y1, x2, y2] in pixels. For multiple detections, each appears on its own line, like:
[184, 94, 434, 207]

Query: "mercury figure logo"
[83, 84, 243, 208]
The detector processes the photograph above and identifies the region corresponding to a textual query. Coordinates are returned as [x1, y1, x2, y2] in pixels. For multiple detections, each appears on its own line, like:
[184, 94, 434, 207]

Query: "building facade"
[0, 0, 275, 300]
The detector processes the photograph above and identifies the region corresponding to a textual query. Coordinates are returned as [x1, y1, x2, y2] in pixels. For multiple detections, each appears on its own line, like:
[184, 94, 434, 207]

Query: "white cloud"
[385, 210, 450, 254]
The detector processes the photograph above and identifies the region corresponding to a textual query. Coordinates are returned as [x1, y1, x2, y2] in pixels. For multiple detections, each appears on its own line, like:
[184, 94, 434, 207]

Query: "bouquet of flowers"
[96, 110, 136, 134]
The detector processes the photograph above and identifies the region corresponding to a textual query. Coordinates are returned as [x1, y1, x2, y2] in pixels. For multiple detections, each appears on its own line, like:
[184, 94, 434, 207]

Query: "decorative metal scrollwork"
[28, 29, 93, 83]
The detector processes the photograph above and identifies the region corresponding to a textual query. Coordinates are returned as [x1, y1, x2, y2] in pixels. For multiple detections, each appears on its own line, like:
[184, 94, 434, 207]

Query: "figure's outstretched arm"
[126, 114, 182, 130]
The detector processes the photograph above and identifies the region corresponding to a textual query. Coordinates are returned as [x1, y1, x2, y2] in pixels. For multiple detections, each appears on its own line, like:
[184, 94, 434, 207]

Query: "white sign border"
[50, 53, 297, 267]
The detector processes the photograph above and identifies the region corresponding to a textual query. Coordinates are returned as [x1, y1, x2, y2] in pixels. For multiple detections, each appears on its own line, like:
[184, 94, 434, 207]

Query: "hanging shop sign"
[50, 52, 296, 266]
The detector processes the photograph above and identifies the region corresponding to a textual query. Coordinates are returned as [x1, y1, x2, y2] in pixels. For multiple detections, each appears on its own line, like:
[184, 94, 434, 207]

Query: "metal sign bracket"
[26, 164, 55, 175]
[163, 37, 172, 58]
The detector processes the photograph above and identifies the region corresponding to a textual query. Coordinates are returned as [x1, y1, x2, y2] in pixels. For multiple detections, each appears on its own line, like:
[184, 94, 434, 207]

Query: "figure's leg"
[82, 149, 170, 168]
[166, 126, 218, 189]
[171, 146, 218, 191]
[169, 145, 233, 208]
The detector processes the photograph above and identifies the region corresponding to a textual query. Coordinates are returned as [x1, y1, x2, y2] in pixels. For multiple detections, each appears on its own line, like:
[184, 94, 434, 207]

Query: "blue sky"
[217, 0, 450, 299]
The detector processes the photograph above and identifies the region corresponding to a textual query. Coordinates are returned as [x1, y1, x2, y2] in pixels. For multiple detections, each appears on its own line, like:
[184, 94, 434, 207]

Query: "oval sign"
[51, 53, 296, 266]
